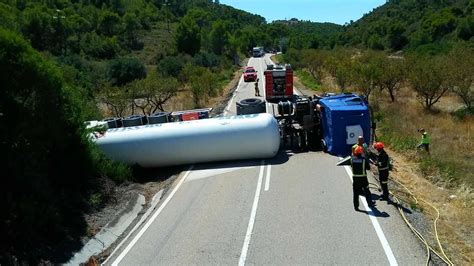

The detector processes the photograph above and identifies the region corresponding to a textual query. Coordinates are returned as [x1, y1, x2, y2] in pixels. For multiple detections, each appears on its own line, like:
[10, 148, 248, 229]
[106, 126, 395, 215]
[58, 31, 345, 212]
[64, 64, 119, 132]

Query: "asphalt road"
[105, 55, 427, 265]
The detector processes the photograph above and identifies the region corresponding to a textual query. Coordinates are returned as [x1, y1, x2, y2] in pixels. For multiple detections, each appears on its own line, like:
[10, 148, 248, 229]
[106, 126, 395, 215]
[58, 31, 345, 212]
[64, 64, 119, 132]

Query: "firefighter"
[352, 136, 368, 156]
[351, 146, 375, 211]
[417, 128, 430, 153]
[254, 78, 260, 96]
[374, 142, 390, 200]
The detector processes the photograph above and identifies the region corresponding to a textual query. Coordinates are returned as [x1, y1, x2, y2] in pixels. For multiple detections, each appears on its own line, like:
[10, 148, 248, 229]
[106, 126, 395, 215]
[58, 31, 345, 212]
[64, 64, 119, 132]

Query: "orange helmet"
[354, 146, 364, 156]
[374, 142, 384, 150]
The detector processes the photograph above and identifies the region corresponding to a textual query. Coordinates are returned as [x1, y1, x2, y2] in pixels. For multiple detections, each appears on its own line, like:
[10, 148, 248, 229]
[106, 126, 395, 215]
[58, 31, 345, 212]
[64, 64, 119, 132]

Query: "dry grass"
[374, 87, 474, 187]
[388, 150, 474, 265]
[369, 87, 474, 264]
[292, 67, 474, 264]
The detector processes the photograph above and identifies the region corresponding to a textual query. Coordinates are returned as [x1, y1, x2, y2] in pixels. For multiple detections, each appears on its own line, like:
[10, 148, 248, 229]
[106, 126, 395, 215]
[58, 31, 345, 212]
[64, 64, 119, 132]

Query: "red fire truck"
[264, 64, 293, 103]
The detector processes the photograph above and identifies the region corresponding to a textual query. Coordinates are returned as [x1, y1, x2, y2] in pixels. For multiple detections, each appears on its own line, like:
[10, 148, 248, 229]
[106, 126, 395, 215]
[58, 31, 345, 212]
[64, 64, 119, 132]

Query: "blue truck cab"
[319, 94, 371, 156]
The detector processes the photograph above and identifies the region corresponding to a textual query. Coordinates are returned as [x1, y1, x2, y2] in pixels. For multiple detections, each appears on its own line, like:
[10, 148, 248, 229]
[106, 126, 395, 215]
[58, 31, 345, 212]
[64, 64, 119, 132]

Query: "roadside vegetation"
[282, 46, 473, 188]
[0, 28, 132, 264]
[279, 46, 473, 264]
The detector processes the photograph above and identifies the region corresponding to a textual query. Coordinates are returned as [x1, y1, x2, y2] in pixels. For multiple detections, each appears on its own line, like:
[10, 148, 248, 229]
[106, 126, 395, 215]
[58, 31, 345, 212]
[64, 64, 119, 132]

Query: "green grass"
[375, 101, 473, 188]
[295, 69, 322, 92]
[272, 54, 283, 63]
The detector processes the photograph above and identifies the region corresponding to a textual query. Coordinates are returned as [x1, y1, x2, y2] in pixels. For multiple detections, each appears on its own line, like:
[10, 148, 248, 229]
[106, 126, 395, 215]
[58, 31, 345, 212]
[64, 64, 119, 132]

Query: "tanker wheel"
[239, 98, 262, 106]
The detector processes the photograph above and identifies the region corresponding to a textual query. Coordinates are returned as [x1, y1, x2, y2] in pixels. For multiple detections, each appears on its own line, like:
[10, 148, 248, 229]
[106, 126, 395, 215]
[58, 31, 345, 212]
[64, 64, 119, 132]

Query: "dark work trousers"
[379, 170, 389, 200]
[353, 177, 373, 209]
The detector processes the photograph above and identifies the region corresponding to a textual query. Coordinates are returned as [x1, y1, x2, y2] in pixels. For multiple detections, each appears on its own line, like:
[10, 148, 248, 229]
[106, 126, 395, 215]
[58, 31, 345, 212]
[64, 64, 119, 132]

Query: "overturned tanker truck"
[90, 64, 371, 167]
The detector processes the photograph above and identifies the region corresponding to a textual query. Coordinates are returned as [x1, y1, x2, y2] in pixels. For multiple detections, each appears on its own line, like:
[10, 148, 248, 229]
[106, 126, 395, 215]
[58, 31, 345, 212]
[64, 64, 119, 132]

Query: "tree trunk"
[389, 88, 396, 102]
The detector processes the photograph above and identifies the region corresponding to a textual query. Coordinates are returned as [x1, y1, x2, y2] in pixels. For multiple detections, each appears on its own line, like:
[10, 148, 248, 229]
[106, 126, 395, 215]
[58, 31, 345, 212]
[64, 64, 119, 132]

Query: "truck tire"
[149, 112, 170, 124]
[123, 115, 145, 127]
[237, 98, 266, 115]
[103, 117, 122, 129]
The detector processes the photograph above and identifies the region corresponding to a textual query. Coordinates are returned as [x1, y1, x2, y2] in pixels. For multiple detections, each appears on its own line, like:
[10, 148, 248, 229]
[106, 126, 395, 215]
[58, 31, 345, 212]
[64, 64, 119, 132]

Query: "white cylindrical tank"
[94, 113, 280, 167]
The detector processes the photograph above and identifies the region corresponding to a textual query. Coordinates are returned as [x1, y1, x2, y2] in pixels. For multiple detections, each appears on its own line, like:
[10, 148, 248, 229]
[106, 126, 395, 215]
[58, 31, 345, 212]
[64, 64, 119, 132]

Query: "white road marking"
[111, 166, 194, 266]
[264, 165, 272, 191]
[259, 57, 269, 111]
[239, 160, 265, 266]
[294, 88, 301, 95]
[342, 164, 398, 266]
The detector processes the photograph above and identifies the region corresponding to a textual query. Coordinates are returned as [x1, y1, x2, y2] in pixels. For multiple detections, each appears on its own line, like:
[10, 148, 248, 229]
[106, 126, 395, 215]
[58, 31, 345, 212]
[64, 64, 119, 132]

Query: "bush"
[194, 51, 220, 68]
[157, 54, 191, 77]
[0, 28, 130, 263]
[452, 106, 474, 120]
[107, 57, 146, 86]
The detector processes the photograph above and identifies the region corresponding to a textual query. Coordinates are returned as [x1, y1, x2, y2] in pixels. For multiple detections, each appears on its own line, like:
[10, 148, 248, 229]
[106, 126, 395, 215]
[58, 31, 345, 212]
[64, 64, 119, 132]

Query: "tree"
[323, 47, 351, 78]
[157, 54, 191, 77]
[21, 6, 55, 51]
[387, 22, 408, 50]
[98, 10, 122, 37]
[367, 34, 384, 50]
[408, 56, 449, 110]
[123, 12, 143, 49]
[446, 47, 474, 109]
[210, 20, 230, 55]
[107, 57, 146, 86]
[302, 49, 326, 83]
[457, 15, 474, 41]
[160, 5, 175, 32]
[186, 66, 217, 107]
[98, 84, 132, 117]
[128, 71, 179, 114]
[422, 8, 457, 41]
[351, 51, 383, 102]
[378, 57, 405, 102]
[332, 56, 354, 93]
[175, 15, 201, 55]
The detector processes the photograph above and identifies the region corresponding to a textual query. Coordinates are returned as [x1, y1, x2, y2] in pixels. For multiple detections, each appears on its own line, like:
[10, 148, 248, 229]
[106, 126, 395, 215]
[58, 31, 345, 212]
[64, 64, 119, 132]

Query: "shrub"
[107, 57, 146, 86]
[0, 28, 130, 263]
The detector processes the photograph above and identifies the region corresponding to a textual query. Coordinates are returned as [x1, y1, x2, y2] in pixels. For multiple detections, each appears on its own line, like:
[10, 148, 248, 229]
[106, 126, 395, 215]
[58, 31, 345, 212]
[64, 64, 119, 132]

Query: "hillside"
[338, 0, 474, 53]
[272, 18, 343, 50]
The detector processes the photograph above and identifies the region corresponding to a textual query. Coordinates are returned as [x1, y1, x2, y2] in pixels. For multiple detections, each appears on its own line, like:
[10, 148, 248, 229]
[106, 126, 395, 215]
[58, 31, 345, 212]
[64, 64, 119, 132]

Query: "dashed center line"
[264, 164, 272, 191]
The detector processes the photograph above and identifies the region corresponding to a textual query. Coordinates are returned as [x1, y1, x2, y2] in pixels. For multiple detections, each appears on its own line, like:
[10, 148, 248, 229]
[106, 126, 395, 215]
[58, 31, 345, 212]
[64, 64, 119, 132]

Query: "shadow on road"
[192, 149, 292, 171]
[356, 206, 390, 218]
[133, 150, 292, 182]
[369, 206, 390, 218]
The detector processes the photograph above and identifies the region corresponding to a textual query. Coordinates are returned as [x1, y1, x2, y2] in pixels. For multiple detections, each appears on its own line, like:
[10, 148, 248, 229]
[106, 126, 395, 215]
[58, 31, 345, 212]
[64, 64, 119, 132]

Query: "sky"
[219, 0, 386, 25]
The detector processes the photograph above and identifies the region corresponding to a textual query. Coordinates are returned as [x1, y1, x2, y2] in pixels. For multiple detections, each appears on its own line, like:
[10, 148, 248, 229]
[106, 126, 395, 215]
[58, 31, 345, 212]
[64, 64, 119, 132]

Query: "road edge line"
[110, 165, 194, 266]
[342, 163, 398, 266]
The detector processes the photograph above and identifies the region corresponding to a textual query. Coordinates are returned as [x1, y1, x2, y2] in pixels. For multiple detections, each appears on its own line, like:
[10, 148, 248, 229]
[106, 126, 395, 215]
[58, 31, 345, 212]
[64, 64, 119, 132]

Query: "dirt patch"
[386, 150, 474, 265]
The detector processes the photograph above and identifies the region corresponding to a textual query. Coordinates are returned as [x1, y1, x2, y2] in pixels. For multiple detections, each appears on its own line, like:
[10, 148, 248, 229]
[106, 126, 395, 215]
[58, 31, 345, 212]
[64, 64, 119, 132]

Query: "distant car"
[243, 67, 258, 82]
